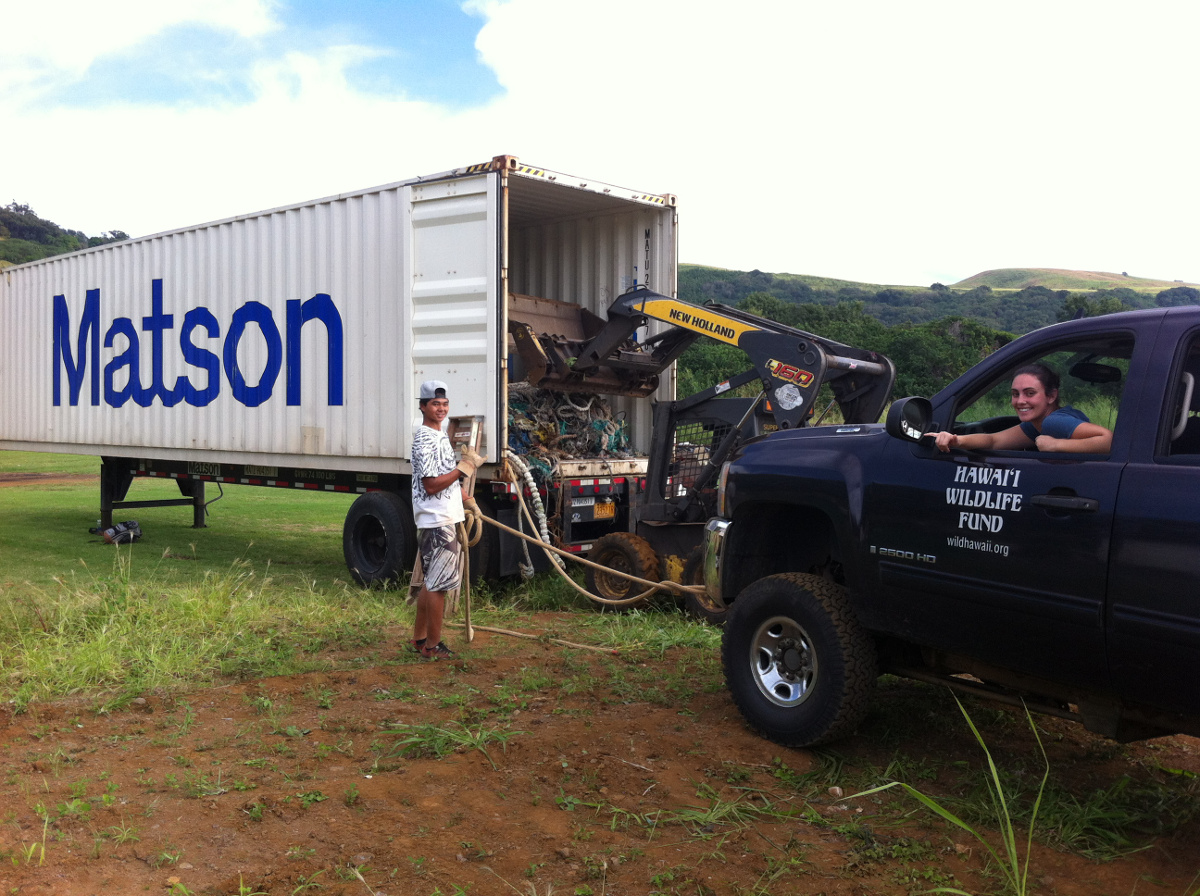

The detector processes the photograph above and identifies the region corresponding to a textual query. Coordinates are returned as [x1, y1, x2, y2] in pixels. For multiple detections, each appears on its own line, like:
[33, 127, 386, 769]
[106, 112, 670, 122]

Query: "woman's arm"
[1035, 421, 1113, 454]
[935, 425, 1032, 453]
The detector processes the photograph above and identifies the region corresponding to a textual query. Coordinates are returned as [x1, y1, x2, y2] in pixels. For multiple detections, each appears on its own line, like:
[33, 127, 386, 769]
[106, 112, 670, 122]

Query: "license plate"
[593, 501, 615, 519]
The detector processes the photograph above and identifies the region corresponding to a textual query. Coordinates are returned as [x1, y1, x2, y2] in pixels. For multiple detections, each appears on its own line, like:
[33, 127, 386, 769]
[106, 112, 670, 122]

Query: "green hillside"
[680, 264, 911, 295]
[0, 202, 128, 268]
[680, 263, 1200, 335]
[6, 198, 1197, 336]
[955, 268, 1199, 292]
[684, 263, 1200, 296]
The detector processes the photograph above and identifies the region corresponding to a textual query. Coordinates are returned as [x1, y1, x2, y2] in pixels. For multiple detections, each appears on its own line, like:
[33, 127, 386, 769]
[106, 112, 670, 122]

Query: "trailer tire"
[585, 532, 659, 608]
[722, 573, 875, 747]
[467, 498, 502, 584]
[343, 491, 416, 587]
[682, 545, 727, 625]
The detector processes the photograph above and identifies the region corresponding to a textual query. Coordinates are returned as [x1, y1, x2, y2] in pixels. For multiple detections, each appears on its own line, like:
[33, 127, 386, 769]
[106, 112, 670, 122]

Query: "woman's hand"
[933, 431, 959, 453]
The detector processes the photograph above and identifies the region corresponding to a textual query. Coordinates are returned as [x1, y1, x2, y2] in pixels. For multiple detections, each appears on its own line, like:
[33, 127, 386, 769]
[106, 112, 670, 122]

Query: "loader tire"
[585, 532, 659, 608]
[343, 491, 416, 587]
[722, 573, 876, 747]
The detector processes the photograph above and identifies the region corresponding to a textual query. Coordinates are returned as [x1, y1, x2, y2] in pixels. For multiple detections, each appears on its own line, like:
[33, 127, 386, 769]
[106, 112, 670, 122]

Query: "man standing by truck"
[410, 381, 481, 659]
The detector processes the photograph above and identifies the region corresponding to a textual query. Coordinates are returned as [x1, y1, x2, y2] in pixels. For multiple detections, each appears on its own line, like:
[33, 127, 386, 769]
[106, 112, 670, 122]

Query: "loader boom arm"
[519, 286, 896, 429]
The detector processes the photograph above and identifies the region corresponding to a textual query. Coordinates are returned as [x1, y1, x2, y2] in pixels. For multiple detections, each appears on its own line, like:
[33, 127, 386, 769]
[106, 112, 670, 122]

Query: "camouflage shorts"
[417, 525, 462, 593]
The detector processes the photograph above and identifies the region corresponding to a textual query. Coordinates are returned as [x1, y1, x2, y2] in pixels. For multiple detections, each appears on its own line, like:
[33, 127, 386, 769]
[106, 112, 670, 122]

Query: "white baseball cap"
[419, 380, 448, 400]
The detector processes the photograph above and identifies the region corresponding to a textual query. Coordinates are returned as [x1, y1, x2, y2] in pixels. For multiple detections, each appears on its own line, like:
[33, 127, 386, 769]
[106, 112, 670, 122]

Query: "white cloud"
[5, 0, 1200, 285]
[2, 1, 279, 100]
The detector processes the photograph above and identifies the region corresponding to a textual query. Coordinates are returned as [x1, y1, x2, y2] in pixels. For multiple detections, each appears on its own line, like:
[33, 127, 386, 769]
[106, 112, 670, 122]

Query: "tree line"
[680, 266, 1200, 335]
[676, 267, 1200, 400]
[0, 202, 128, 266]
[677, 293, 1011, 401]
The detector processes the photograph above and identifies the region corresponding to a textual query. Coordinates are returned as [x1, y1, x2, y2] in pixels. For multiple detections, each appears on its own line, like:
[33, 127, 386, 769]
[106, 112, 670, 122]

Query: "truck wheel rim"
[750, 615, 817, 708]
[595, 556, 633, 598]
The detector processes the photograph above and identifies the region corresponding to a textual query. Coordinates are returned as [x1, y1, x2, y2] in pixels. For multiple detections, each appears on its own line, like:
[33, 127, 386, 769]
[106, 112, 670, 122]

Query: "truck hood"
[745, 422, 887, 448]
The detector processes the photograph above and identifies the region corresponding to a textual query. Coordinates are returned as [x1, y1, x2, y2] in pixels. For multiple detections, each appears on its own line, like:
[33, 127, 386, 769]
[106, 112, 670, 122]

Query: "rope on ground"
[442, 621, 619, 654]
[510, 485, 661, 607]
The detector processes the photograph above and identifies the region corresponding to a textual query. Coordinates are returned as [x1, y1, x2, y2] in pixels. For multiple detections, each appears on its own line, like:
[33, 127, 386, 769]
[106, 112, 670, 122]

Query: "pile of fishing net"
[507, 383, 632, 486]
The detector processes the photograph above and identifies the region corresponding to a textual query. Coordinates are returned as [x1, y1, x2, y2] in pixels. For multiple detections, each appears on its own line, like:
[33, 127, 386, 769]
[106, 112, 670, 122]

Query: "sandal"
[409, 638, 426, 654]
[420, 641, 455, 660]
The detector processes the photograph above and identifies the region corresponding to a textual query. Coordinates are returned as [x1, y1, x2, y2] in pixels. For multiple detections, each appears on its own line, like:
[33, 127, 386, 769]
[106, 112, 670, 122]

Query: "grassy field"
[0, 449, 642, 711]
[0, 451, 356, 594]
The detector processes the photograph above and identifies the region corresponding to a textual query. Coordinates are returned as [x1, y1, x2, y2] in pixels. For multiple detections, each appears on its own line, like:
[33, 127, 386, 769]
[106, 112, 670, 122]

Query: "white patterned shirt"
[411, 424, 465, 529]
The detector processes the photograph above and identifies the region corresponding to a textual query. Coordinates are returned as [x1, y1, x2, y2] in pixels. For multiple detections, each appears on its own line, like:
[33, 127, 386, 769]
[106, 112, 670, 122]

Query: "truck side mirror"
[886, 397, 933, 443]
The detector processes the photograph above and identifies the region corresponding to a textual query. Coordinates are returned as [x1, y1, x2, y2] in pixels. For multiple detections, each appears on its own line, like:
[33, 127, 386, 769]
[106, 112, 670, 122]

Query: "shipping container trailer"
[0, 154, 678, 583]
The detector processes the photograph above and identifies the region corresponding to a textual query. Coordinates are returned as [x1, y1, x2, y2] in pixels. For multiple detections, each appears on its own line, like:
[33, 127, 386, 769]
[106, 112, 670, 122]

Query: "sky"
[4, 0, 1199, 287]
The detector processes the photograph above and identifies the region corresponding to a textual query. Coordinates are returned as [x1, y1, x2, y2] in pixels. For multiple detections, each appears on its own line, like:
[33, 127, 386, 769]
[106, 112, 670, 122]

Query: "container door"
[405, 173, 500, 460]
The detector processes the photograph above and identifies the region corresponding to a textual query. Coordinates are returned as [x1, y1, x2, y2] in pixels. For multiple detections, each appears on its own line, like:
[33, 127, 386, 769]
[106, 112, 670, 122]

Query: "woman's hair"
[1013, 362, 1060, 397]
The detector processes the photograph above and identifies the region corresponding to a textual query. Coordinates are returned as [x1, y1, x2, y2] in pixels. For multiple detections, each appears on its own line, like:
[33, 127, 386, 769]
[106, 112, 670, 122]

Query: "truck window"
[1165, 334, 1200, 460]
[953, 339, 1131, 443]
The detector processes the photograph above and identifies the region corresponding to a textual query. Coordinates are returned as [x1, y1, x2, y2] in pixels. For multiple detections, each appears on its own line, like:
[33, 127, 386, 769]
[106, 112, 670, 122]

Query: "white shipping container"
[0, 155, 677, 469]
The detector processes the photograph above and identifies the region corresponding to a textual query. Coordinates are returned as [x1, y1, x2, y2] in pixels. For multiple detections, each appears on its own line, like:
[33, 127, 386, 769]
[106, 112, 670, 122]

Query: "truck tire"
[682, 545, 727, 625]
[722, 573, 876, 747]
[585, 532, 659, 608]
[343, 491, 416, 587]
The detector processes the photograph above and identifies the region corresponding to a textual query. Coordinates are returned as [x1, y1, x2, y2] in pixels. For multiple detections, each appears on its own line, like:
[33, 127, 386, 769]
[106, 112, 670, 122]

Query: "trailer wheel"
[585, 532, 659, 608]
[467, 498, 502, 584]
[722, 573, 876, 747]
[343, 491, 416, 587]
[682, 545, 727, 625]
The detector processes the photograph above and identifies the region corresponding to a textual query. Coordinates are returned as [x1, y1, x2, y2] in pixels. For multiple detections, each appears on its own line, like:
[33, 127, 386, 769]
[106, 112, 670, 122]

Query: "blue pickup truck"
[707, 306, 1200, 747]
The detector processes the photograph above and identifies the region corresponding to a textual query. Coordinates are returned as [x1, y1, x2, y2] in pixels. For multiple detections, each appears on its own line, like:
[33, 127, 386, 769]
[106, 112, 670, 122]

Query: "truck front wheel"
[343, 491, 416, 587]
[722, 573, 876, 747]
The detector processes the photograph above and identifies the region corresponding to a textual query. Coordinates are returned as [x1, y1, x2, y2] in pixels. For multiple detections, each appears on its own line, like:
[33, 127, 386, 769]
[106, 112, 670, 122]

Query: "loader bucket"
[508, 293, 660, 398]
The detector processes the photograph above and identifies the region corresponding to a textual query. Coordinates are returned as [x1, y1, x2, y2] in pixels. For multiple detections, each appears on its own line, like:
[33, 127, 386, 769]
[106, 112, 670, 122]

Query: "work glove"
[455, 445, 484, 476]
[463, 495, 483, 526]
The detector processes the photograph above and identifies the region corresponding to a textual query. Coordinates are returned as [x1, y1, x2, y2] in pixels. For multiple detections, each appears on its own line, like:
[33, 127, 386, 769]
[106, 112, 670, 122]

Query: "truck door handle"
[1030, 494, 1098, 513]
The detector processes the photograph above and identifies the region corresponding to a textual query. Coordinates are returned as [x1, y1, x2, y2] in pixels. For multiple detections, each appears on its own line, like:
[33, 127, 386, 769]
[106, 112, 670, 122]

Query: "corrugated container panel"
[1, 158, 675, 469]
[1, 183, 424, 471]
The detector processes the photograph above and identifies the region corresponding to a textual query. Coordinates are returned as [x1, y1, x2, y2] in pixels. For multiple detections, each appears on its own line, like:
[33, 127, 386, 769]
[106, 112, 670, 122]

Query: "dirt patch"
[0, 621, 1197, 896]
[0, 472, 97, 489]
